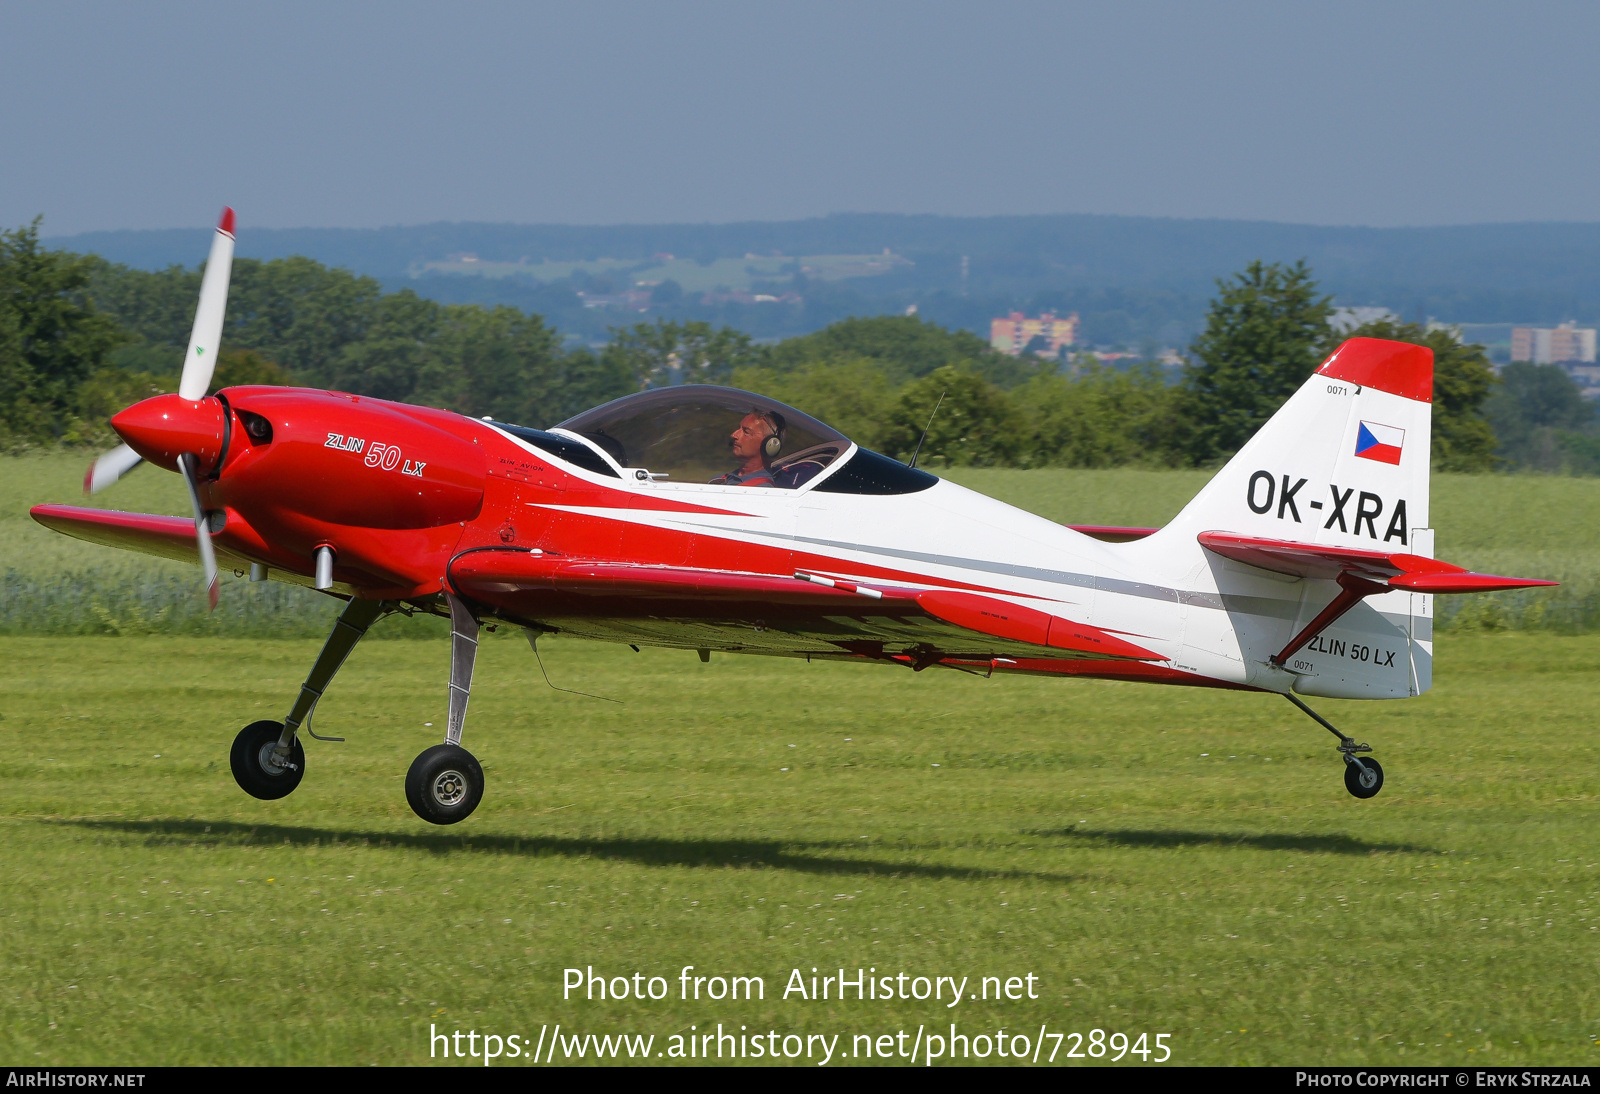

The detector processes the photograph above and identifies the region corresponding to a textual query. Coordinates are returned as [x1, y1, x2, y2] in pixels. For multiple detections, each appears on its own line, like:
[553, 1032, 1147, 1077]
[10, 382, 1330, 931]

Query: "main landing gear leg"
[230, 596, 389, 801]
[1283, 692, 1385, 799]
[405, 593, 485, 825]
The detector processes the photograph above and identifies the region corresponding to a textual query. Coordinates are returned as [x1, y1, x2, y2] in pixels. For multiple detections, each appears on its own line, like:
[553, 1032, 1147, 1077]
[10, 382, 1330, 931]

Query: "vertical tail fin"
[1159, 338, 1433, 548]
[1130, 338, 1436, 698]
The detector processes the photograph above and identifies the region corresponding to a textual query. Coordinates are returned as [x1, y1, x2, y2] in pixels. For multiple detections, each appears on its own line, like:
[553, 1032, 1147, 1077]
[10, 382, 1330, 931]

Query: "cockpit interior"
[489, 384, 939, 496]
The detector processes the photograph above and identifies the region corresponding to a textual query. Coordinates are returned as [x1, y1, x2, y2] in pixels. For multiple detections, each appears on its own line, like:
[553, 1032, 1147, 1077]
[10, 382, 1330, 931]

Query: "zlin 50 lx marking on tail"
[33, 209, 1557, 822]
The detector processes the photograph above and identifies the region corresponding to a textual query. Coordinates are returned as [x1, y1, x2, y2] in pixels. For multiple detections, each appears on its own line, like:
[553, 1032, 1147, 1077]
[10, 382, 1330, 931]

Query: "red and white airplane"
[34, 210, 1556, 824]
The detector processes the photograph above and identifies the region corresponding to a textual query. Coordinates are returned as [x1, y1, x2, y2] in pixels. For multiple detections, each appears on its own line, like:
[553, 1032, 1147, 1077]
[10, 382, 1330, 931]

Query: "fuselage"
[99, 383, 1431, 699]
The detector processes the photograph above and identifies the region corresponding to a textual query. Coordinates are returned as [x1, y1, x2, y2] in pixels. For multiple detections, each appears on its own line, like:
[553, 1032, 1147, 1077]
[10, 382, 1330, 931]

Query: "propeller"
[87, 207, 236, 610]
[82, 207, 235, 496]
[178, 452, 221, 610]
[83, 443, 144, 495]
[178, 206, 235, 400]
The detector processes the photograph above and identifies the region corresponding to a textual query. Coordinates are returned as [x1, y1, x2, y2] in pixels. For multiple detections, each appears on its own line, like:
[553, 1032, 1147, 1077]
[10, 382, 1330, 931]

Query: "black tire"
[1344, 756, 1384, 799]
[230, 720, 306, 801]
[405, 744, 484, 825]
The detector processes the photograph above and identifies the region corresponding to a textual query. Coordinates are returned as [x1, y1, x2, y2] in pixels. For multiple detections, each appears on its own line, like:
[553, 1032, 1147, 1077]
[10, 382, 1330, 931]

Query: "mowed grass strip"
[0, 632, 1596, 1066]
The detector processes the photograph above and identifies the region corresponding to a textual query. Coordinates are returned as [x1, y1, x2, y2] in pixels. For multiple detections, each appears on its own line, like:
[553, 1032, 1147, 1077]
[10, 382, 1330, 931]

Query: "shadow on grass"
[1039, 827, 1437, 856]
[53, 818, 1078, 883]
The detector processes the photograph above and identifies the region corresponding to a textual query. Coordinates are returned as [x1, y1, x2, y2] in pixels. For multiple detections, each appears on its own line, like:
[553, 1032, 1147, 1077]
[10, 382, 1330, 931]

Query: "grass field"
[1, 629, 1596, 1066]
[4, 453, 1597, 637]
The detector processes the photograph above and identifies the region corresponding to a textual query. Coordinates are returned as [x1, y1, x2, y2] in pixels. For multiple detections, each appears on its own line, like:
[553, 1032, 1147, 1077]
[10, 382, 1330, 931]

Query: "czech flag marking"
[1355, 421, 1404, 465]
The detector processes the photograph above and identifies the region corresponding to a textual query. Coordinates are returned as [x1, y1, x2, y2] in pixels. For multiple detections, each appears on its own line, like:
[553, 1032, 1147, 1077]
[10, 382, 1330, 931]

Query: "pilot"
[710, 409, 785, 487]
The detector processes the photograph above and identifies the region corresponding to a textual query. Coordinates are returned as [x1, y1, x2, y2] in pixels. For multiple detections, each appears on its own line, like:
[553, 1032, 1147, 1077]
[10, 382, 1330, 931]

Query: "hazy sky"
[7, 1, 1600, 235]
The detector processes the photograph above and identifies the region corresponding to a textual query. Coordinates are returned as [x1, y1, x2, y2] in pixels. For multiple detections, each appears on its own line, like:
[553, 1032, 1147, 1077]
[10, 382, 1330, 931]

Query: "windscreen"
[556, 385, 850, 488]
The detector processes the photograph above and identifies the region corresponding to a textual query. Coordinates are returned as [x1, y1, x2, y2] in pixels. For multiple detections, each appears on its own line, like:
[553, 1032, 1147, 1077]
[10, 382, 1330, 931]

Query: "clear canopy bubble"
[556, 385, 851, 488]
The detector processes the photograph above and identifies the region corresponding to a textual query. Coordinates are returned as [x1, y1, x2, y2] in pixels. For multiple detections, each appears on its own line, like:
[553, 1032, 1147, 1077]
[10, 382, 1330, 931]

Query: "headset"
[754, 408, 787, 459]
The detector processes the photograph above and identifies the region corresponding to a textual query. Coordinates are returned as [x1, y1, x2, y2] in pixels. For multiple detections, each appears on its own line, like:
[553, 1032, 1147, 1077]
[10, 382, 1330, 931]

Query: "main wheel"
[230, 720, 306, 800]
[1344, 756, 1384, 799]
[405, 744, 484, 825]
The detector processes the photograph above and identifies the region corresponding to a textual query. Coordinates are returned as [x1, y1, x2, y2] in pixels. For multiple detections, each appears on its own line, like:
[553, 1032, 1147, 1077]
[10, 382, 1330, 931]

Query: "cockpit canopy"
[556, 385, 851, 488]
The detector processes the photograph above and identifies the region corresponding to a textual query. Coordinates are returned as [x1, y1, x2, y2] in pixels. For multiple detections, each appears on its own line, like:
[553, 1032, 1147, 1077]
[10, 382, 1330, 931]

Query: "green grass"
[1, 631, 1596, 1065]
[3, 455, 1593, 636]
[0, 453, 426, 638]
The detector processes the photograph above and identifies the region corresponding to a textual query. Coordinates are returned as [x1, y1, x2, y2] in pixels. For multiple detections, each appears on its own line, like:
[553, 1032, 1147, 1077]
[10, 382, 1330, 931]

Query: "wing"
[448, 548, 1162, 664]
[32, 504, 212, 566]
[31, 503, 271, 575]
[1197, 531, 1558, 593]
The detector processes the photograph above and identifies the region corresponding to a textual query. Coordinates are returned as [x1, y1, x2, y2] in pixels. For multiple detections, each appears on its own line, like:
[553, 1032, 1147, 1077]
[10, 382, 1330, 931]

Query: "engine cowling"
[219, 388, 486, 529]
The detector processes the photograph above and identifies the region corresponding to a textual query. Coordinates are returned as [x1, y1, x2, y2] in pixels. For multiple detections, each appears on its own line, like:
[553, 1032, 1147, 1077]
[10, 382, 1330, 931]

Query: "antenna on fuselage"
[907, 390, 946, 469]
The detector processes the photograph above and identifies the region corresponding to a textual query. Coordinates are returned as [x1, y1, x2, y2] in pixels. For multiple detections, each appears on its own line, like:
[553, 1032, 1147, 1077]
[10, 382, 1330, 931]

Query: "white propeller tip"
[84, 443, 143, 495]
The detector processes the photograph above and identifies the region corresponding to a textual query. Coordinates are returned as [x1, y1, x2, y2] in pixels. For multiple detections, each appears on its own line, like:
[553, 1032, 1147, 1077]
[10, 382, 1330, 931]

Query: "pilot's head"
[730, 409, 786, 465]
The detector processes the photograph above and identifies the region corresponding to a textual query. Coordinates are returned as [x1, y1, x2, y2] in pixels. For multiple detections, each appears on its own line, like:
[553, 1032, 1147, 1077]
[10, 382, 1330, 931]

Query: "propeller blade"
[83, 443, 144, 495]
[178, 453, 220, 610]
[177, 207, 236, 401]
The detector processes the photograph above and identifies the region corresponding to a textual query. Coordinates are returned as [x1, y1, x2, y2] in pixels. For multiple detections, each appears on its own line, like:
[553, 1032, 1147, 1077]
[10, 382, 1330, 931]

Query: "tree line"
[3, 218, 1595, 472]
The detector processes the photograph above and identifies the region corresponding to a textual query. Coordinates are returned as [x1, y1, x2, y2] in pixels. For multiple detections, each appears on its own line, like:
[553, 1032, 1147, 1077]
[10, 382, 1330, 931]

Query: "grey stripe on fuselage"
[781, 533, 1425, 639]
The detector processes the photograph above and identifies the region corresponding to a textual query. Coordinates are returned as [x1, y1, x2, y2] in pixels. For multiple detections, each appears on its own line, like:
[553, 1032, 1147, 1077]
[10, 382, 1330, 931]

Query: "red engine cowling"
[219, 388, 486, 529]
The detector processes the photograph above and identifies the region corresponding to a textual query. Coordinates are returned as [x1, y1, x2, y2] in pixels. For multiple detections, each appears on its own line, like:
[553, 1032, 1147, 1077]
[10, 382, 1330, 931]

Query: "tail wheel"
[230, 720, 306, 800]
[1344, 756, 1384, 799]
[405, 744, 484, 825]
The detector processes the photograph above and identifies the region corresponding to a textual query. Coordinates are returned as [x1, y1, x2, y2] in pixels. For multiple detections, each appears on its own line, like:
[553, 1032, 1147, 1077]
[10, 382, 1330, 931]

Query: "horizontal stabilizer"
[1198, 531, 1557, 594]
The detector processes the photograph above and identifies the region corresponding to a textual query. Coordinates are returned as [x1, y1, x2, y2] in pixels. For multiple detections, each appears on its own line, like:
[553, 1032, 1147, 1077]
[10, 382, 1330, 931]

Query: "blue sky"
[6, 0, 1600, 234]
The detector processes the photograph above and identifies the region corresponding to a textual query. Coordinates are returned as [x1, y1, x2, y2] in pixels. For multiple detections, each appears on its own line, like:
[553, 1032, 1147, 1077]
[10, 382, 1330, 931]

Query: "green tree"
[767, 314, 1033, 387]
[529, 346, 636, 426]
[66, 367, 171, 446]
[877, 366, 1026, 467]
[226, 257, 383, 384]
[0, 220, 127, 446]
[327, 289, 443, 402]
[86, 259, 199, 375]
[602, 319, 764, 388]
[729, 358, 899, 450]
[1484, 361, 1596, 472]
[88, 254, 385, 386]
[1181, 260, 1332, 463]
[1022, 360, 1180, 467]
[212, 347, 292, 391]
[1338, 318, 1498, 472]
[411, 305, 566, 423]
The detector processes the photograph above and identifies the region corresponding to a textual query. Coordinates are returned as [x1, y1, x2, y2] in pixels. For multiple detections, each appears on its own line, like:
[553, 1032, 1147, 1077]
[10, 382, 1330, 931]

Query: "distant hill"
[45, 213, 1600, 350]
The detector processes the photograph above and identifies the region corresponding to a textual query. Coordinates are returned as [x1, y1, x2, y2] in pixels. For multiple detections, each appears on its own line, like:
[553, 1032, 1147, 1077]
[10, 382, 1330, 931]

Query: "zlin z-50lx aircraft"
[34, 210, 1556, 824]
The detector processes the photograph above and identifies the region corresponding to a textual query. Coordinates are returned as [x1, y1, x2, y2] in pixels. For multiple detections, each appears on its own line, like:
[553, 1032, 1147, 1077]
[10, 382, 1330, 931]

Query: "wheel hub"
[257, 741, 290, 776]
[431, 769, 468, 807]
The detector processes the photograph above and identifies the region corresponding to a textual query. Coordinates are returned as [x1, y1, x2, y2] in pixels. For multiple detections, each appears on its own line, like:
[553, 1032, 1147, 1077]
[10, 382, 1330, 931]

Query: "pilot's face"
[730, 414, 772, 461]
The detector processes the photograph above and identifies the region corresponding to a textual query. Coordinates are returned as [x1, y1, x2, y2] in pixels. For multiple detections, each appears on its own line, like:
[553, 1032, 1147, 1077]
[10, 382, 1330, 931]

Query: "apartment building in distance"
[989, 311, 1080, 357]
[1510, 321, 1597, 364]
